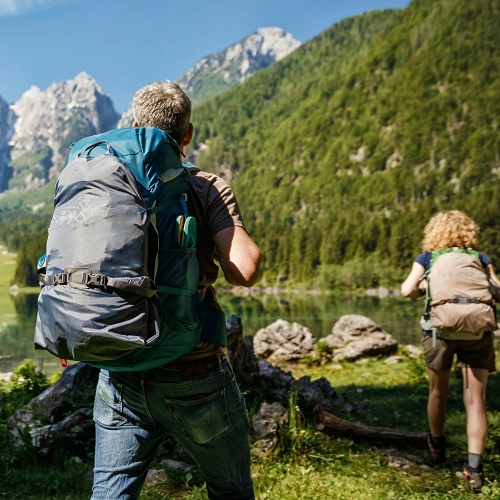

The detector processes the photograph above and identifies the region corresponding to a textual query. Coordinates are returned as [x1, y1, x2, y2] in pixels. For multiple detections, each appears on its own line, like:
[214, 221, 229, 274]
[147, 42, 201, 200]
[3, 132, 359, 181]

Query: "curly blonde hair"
[422, 210, 479, 252]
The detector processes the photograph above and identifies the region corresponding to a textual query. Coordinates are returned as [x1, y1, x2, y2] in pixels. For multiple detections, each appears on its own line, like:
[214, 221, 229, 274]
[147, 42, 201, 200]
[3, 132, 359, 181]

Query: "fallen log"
[313, 404, 428, 449]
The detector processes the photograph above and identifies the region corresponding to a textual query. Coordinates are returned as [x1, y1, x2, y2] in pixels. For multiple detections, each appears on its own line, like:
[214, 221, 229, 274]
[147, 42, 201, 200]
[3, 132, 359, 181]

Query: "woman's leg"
[462, 366, 489, 454]
[427, 367, 450, 437]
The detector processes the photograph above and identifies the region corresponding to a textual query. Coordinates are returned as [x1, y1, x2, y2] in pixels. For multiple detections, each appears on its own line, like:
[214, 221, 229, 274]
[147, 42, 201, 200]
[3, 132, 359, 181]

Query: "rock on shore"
[323, 314, 398, 361]
[253, 319, 315, 361]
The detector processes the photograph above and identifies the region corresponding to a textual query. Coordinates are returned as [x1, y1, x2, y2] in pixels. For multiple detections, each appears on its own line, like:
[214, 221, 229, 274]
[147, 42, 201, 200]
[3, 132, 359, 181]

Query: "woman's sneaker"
[427, 433, 447, 465]
[463, 463, 484, 493]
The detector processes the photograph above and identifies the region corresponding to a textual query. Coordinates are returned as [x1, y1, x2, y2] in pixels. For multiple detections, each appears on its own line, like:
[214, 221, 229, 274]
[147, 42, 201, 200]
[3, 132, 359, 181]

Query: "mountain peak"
[5, 74, 119, 192]
[176, 27, 300, 106]
[250, 27, 301, 61]
[73, 71, 100, 89]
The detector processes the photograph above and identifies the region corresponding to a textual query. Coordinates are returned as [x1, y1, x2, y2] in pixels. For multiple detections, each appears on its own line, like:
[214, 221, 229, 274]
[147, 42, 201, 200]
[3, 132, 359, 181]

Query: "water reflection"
[0, 292, 64, 375]
[0, 291, 424, 375]
[217, 292, 423, 343]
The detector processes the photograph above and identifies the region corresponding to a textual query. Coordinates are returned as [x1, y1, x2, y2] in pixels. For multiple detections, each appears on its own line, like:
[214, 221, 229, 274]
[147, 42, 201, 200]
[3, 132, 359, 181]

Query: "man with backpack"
[86, 82, 262, 500]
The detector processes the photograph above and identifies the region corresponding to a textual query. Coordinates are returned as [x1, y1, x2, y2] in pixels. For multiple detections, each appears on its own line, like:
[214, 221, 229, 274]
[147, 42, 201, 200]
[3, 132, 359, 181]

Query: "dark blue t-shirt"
[415, 251, 491, 271]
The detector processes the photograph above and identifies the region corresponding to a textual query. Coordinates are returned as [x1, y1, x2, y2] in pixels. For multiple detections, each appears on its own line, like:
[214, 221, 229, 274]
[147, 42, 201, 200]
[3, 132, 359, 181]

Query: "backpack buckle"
[52, 273, 68, 285]
[83, 273, 107, 287]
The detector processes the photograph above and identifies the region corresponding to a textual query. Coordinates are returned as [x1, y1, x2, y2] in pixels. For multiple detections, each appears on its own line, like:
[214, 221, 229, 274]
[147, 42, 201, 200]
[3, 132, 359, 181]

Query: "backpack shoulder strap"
[183, 162, 201, 174]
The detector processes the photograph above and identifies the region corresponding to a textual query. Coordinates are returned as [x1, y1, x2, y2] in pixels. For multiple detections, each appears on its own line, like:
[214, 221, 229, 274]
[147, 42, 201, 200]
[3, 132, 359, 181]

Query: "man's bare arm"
[214, 226, 262, 287]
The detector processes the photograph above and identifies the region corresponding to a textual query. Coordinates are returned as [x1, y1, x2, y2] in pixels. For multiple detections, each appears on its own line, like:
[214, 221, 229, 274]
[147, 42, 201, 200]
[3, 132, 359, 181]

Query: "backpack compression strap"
[41, 268, 157, 298]
[430, 297, 495, 307]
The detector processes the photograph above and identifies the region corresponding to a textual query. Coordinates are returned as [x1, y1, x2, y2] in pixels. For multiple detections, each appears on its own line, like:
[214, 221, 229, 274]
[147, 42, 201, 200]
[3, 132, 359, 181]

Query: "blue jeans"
[91, 357, 254, 500]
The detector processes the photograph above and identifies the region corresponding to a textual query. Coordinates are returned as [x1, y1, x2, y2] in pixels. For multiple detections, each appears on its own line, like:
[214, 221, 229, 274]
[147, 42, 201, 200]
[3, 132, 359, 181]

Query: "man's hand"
[214, 226, 262, 287]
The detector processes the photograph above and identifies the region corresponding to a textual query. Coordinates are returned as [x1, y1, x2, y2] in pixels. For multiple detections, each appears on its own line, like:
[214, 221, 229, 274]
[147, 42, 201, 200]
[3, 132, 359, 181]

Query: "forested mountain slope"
[189, 0, 500, 288]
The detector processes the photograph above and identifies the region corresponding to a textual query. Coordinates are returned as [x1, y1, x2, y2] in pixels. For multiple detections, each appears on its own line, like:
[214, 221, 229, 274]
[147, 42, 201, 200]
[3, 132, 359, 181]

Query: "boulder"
[294, 376, 337, 413]
[323, 314, 398, 361]
[251, 402, 288, 440]
[332, 314, 385, 341]
[253, 319, 315, 361]
[145, 469, 169, 486]
[8, 362, 98, 441]
[257, 359, 294, 389]
[251, 402, 288, 453]
[29, 408, 94, 457]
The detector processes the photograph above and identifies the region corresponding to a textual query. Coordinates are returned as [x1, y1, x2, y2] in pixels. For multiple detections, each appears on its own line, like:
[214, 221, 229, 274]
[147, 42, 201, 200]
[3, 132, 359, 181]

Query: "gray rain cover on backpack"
[34, 151, 159, 361]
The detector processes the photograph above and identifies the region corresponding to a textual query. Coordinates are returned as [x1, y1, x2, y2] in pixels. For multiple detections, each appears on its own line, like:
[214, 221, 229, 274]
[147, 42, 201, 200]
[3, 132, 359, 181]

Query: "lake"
[0, 289, 424, 376]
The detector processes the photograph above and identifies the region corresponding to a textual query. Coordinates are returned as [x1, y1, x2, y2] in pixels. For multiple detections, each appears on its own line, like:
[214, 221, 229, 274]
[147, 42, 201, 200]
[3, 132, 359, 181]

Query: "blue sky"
[0, 0, 410, 113]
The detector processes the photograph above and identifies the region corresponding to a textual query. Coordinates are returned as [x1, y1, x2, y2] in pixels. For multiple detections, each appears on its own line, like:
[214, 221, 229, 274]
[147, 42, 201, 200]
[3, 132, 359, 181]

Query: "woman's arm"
[401, 262, 426, 299]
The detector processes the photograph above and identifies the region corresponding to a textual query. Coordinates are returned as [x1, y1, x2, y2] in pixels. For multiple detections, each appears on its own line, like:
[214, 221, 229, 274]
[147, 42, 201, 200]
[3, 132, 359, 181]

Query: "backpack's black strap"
[430, 297, 495, 307]
[42, 268, 157, 298]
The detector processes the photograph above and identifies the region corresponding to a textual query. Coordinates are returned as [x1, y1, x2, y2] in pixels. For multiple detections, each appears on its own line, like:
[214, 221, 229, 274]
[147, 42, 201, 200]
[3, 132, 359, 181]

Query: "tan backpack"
[421, 248, 497, 343]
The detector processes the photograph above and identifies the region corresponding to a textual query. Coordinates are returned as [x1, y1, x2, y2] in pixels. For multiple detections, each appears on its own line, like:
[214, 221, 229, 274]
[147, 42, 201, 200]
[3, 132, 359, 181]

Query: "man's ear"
[133, 120, 139, 127]
[182, 123, 194, 147]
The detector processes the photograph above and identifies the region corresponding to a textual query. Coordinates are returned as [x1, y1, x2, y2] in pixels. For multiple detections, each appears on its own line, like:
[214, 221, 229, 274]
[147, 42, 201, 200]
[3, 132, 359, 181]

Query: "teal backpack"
[35, 127, 226, 371]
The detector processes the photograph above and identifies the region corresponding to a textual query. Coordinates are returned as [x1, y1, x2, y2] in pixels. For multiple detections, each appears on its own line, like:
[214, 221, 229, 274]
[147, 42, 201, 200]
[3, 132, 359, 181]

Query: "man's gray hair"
[132, 81, 191, 145]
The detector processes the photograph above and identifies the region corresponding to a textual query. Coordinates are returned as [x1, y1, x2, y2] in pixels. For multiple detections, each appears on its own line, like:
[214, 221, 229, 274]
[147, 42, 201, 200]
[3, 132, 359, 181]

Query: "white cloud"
[0, 0, 69, 17]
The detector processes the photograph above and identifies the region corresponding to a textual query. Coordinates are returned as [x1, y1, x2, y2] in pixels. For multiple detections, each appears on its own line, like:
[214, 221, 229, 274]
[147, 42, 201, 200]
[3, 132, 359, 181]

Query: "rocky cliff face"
[4, 72, 119, 191]
[0, 96, 15, 191]
[118, 27, 301, 127]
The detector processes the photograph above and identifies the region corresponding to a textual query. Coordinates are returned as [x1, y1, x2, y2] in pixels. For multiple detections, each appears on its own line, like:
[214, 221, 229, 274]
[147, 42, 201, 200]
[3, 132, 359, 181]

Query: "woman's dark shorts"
[421, 333, 496, 372]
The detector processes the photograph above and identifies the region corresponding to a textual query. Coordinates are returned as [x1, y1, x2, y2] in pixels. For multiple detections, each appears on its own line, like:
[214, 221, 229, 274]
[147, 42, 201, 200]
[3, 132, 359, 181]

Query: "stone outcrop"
[8, 362, 98, 447]
[253, 319, 315, 361]
[30, 408, 94, 457]
[252, 402, 288, 440]
[323, 314, 398, 361]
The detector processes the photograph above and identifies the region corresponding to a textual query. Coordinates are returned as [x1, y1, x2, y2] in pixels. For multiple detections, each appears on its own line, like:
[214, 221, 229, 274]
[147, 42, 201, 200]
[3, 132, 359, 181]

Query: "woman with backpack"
[401, 210, 500, 493]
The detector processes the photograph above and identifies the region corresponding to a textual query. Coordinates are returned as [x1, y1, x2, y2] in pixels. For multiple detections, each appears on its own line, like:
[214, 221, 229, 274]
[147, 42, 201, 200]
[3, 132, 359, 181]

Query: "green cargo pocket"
[200, 305, 227, 346]
[157, 248, 200, 326]
[164, 388, 229, 443]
